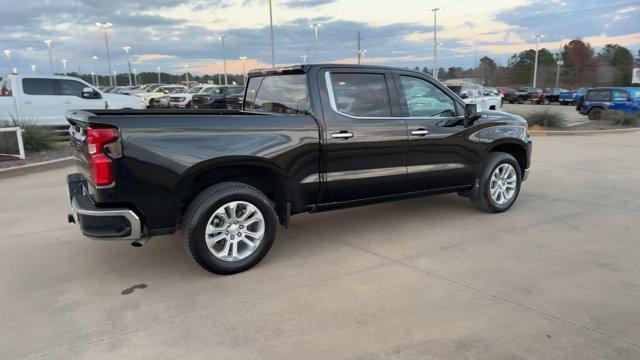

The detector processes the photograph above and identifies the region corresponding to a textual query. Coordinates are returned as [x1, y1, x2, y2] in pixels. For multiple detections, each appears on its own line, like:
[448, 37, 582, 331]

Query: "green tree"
[446, 67, 464, 79]
[507, 48, 555, 86]
[597, 44, 634, 85]
[478, 56, 498, 85]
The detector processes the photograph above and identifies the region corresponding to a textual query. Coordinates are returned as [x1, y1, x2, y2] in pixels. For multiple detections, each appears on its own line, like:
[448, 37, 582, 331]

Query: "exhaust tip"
[130, 237, 150, 247]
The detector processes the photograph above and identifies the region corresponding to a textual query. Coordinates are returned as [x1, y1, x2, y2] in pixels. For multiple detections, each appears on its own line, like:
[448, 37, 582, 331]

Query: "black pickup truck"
[67, 64, 532, 275]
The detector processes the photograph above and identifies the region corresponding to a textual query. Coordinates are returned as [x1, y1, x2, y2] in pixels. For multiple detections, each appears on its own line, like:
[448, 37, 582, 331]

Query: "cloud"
[133, 54, 178, 63]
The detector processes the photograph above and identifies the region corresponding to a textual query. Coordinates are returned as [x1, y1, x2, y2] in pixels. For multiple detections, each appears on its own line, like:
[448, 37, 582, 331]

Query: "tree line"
[413, 39, 637, 89]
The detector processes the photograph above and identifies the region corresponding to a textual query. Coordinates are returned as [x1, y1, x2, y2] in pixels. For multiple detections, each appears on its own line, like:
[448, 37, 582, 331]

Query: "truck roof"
[4, 74, 88, 81]
[247, 64, 436, 78]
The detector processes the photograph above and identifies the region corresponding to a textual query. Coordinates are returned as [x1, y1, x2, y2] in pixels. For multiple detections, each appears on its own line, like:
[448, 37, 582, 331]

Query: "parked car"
[579, 87, 640, 120]
[136, 85, 187, 108]
[66, 64, 532, 275]
[191, 86, 245, 109]
[559, 87, 587, 105]
[168, 85, 211, 108]
[542, 88, 565, 103]
[0, 75, 143, 125]
[496, 87, 517, 103]
[446, 83, 502, 111]
[514, 87, 543, 104]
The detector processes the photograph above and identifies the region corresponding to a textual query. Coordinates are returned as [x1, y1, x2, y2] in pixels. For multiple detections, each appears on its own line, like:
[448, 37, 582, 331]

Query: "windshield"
[186, 87, 203, 93]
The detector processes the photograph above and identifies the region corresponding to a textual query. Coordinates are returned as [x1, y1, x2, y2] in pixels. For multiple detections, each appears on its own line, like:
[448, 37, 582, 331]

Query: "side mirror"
[82, 87, 101, 99]
[464, 103, 480, 126]
[460, 92, 469, 99]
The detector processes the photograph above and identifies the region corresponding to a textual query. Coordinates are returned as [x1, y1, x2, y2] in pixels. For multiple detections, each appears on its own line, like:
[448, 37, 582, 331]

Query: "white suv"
[446, 83, 502, 112]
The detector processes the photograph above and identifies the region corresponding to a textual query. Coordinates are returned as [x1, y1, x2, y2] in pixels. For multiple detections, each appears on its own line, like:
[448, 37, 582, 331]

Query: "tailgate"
[66, 110, 94, 180]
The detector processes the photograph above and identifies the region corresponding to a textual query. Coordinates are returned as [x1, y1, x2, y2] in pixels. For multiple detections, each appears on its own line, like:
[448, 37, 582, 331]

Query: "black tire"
[470, 152, 522, 213]
[185, 101, 192, 109]
[183, 182, 278, 275]
[517, 97, 524, 104]
[588, 108, 602, 120]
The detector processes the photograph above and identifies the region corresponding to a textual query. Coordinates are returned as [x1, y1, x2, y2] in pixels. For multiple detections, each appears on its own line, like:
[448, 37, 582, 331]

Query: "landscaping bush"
[522, 110, 566, 129]
[607, 111, 640, 127]
[0, 117, 57, 154]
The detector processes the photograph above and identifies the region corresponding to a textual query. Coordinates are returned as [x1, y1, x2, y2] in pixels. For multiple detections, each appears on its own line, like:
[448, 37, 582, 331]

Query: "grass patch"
[522, 109, 566, 129]
[0, 116, 57, 154]
[607, 111, 640, 127]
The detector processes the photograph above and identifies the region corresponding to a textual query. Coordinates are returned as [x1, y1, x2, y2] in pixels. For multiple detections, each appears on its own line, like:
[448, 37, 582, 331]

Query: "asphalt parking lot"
[1, 133, 639, 359]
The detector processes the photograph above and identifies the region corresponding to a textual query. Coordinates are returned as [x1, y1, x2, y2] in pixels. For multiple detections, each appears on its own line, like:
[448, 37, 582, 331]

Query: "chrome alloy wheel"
[489, 163, 517, 205]
[204, 201, 265, 262]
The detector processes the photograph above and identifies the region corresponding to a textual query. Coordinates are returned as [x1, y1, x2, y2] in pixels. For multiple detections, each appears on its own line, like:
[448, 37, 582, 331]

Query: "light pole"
[532, 34, 544, 88]
[156, 66, 161, 84]
[3, 49, 12, 74]
[43, 40, 54, 74]
[360, 49, 367, 64]
[268, 0, 275, 68]
[555, 56, 563, 88]
[96, 22, 114, 86]
[219, 36, 228, 85]
[215, 61, 222, 85]
[430, 8, 443, 79]
[61, 59, 68, 75]
[239, 56, 248, 85]
[310, 23, 321, 62]
[91, 55, 99, 86]
[300, 54, 308, 64]
[184, 64, 190, 87]
[113, 70, 118, 86]
[133, 68, 138, 86]
[91, 71, 96, 86]
[122, 45, 132, 86]
[31, 64, 37, 74]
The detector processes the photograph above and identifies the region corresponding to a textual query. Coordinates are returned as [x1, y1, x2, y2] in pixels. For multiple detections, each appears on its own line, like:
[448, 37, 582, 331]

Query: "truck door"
[318, 68, 408, 203]
[394, 72, 476, 192]
[59, 79, 107, 112]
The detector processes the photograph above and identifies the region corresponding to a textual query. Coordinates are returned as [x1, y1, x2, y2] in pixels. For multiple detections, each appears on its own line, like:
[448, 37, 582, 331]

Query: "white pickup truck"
[446, 83, 502, 112]
[0, 75, 143, 125]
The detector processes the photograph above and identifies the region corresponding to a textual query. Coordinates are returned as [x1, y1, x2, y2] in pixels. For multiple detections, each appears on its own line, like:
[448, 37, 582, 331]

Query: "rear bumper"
[67, 173, 142, 241]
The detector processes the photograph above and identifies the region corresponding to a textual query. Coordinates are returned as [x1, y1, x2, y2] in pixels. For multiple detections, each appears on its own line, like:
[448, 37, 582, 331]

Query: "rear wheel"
[517, 97, 525, 104]
[588, 108, 602, 120]
[470, 152, 522, 213]
[183, 182, 278, 275]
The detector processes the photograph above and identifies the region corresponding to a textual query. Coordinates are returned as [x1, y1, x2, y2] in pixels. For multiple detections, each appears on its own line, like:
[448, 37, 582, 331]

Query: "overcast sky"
[1, 0, 639, 76]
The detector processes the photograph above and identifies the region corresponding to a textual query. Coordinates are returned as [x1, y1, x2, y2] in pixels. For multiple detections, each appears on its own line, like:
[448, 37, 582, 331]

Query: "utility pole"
[157, 66, 161, 84]
[122, 46, 132, 86]
[555, 46, 563, 88]
[431, 8, 443, 79]
[532, 34, 544, 88]
[268, 0, 275, 68]
[184, 64, 190, 87]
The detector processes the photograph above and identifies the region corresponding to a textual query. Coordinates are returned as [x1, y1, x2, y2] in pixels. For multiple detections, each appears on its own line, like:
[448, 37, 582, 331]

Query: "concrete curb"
[0, 157, 74, 180]
[530, 127, 640, 136]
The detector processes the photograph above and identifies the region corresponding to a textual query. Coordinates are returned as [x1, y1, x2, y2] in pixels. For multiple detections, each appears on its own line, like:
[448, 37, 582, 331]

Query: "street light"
[3, 49, 12, 75]
[268, 0, 275, 68]
[555, 54, 564, 88]
[532, 34, 545, 88]
[215, 61, 222, 85]
[133, 68, 137, 86]
[156, 66, 161, 84]
[61, 59, 68, 75]
[91, 55, 99, 86]
[219, 36, 228, 85]
[430, 8, 443, 79]
[310, 23, 321, 62]
[112, 70, 118, 86]
[43, 40, 54, 74]
[30, 64, 37, 74]
[300, 54, 308, 64]
[184, 64, 190, 87]
[359, 49, 367, 64]
[122, 45, 132, 86]
[96, 22, 114, 86]
[239, 56, 248, 84]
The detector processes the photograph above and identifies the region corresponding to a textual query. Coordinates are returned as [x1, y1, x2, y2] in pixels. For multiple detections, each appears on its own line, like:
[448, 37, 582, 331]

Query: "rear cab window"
[244, 74, 309, 115]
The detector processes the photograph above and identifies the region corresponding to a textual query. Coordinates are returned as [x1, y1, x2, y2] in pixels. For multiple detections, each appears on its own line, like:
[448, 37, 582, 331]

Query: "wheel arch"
[487, 141, 529, 174]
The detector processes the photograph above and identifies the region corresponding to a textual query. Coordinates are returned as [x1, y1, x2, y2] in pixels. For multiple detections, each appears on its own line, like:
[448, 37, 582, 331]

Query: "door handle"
[411, 129, 429, 136]
[63, 101, 72, 104]
[23, 100, 33, 104]
[331, 131, 353, 139]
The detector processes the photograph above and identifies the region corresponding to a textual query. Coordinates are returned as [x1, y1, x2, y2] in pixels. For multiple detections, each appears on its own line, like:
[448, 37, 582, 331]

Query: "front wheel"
[588, 108, 602, 120]
[183, 182, 278, 275]
[470, 152, 522, 213]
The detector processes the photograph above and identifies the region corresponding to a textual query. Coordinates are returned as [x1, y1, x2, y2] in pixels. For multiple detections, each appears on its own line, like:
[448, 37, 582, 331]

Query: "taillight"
[87, 127, 118, 187]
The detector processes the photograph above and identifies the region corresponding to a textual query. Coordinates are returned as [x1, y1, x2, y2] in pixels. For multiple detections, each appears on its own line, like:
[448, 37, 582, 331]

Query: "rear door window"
[22, 78, 59, 95]
[586, 90, 611, 101]
[329, 73, 391, 117]
[612, 90, 629, 101]
[245, 74, 309, 114]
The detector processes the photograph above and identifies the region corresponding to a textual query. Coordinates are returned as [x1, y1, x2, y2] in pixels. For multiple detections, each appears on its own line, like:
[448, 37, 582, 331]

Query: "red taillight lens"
[87, 127, 118, 187]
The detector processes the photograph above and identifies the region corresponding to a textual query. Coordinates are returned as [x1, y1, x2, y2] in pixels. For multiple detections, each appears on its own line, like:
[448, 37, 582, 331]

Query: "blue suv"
[579, 87, 640, 120]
